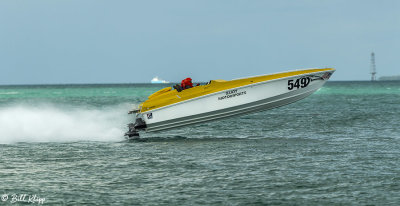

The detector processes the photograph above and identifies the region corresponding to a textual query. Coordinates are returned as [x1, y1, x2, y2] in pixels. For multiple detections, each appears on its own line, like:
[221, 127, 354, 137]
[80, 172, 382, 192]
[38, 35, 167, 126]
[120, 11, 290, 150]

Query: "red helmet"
[181, 77, 193, 89]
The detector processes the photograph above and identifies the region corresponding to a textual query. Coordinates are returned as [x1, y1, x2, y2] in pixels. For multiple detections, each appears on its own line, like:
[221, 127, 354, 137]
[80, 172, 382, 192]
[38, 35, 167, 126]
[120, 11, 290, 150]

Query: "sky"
[0, 0, 399, 84]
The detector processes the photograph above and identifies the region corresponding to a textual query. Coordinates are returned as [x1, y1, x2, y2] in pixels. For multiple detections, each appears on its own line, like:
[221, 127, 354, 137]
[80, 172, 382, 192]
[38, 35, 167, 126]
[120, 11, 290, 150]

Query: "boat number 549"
[288, 77, 311, 90]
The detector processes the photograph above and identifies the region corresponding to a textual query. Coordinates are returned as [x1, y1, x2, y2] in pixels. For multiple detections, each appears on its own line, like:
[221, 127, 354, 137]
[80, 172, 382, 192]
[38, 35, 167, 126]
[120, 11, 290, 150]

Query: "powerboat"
[126, 68, 335, 138]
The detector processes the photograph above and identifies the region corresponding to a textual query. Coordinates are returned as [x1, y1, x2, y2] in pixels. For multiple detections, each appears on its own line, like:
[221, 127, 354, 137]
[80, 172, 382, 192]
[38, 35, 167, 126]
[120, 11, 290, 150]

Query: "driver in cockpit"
[181, 77, 193, 89]
[174, 77, 200, 92]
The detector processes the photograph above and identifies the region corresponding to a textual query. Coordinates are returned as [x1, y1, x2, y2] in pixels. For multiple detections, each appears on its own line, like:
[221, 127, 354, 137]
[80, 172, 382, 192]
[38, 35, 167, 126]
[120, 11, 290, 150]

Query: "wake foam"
[0, 104, 132, 144]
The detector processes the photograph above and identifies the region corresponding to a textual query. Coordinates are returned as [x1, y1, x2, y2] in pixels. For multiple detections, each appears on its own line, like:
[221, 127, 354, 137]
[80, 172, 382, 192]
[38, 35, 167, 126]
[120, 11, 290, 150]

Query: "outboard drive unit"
[125, 116, 146, 138]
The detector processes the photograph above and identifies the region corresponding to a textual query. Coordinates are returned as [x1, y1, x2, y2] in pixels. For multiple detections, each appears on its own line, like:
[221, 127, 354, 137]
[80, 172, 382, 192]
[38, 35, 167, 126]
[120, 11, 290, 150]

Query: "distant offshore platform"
[370, 52, 376, 81]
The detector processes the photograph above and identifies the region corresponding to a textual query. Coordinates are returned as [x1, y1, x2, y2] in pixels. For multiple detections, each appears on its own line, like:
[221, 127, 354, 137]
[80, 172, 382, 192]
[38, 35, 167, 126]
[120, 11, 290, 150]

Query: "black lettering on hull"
[218, 90, 247, 100]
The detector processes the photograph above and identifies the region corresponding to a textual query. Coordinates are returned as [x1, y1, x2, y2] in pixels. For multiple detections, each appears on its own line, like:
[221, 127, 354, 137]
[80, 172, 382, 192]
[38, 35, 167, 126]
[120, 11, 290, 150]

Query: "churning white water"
[0, 104, 131, 144]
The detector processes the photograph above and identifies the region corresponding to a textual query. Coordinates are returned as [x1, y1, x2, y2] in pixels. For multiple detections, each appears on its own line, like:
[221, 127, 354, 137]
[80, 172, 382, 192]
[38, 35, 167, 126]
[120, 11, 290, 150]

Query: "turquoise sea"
[0, 81, 399, 205]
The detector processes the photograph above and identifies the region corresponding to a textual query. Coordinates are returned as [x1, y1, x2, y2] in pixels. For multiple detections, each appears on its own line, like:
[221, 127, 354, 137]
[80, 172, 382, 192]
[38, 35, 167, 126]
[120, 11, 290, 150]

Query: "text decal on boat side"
[218, 89, 247, 100]
[288, 77, 311, 90]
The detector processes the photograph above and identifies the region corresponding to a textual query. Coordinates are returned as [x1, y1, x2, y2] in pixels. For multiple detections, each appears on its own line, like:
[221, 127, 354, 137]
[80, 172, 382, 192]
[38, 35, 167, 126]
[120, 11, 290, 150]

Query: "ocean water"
[0, 81, 399, 205]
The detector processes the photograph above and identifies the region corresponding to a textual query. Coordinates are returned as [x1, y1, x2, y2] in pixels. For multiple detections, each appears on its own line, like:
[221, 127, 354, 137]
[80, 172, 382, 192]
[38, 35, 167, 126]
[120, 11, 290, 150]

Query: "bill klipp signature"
[2, 194, 45, 204]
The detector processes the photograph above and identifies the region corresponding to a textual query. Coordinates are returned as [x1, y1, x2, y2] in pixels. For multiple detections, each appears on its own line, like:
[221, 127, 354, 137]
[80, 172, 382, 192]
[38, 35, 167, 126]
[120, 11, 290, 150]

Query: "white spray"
[0, 103, 132, 144]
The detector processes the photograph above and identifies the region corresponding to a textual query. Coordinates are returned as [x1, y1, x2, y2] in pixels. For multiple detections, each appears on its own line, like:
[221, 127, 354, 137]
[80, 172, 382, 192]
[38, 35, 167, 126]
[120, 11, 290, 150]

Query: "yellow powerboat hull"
[125, 68, 335, 137]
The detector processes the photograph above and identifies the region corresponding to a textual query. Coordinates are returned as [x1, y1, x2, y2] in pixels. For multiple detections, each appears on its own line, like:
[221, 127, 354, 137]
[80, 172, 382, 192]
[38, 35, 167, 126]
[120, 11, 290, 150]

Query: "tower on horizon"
[370, 52, 376, 81]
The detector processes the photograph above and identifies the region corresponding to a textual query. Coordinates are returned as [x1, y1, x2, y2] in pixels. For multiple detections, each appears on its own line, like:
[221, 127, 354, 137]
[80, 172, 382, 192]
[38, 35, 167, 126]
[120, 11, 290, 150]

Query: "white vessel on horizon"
[151, 77, 169, 84]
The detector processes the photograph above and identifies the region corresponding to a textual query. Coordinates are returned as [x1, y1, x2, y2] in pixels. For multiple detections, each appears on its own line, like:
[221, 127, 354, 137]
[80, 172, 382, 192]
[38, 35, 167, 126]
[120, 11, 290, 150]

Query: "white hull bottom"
[144, 81, 325, 132]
